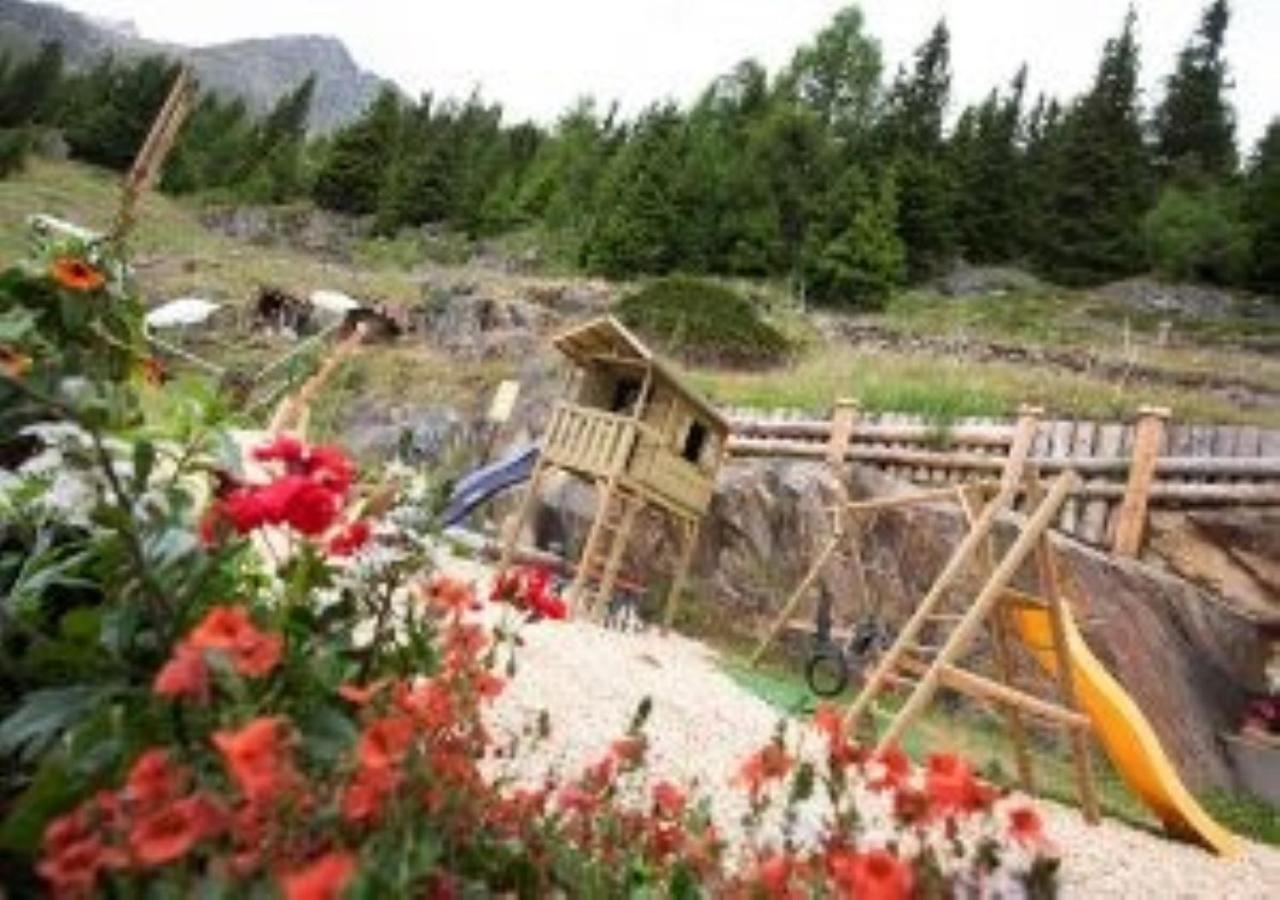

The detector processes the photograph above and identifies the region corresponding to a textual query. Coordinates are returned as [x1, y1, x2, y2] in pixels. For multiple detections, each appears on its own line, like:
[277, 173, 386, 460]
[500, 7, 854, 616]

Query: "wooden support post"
[568, 477, 618, 613]
[593, 493, 640, 613]
[749, 533, 843, 666]
[663, 516, 701, 632]
[827, 398, 860, 470]
[959, 483, 1036, 793]
[1112, 406, 1170, 557]
[876, 471, 1079, 748]
[1003, 405, 1044, 497]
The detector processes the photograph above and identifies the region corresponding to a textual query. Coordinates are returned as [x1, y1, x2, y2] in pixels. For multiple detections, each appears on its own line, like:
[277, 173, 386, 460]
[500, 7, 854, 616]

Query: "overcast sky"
[54, 0, 1279, 149]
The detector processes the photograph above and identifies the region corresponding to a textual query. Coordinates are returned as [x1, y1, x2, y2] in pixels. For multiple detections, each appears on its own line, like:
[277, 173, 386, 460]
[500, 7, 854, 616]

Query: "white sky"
[53, 0, 1279, 149]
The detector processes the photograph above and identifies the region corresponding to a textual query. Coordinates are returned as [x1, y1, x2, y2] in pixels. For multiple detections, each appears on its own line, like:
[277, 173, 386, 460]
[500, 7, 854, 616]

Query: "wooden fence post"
[1112, 406, 1170, 557]
[827, 398, 860, 469]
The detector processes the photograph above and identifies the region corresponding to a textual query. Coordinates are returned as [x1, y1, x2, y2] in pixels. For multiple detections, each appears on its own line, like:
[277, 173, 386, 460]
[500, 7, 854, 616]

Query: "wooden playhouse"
[499, 316, 729, 623]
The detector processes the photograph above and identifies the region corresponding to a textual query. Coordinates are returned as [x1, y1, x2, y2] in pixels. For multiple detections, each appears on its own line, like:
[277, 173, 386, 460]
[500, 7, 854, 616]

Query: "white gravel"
[451, 559, 1280, 898]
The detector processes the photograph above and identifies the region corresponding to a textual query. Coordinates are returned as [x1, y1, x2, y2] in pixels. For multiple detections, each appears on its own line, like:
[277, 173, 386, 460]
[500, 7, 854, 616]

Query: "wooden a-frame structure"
[752, 404, 1100, 817]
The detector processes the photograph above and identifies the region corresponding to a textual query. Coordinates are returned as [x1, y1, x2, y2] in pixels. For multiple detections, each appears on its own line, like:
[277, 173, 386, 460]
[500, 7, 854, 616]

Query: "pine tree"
[1035, 11, 1153, 285]
[585, 105, 686, 277]
[953, 68, 1028, 263]
[162, 94, 255, 193]
[1243, 121, 1280, 294]
[61, 55, 181, 172]
[236, 76, 316, 202]
[878, 20, 957, 280]
[802, 165, 905, 309]
[313, 87, 402, 215]
[779, 5, 882, 142]
[1154, 0, 1236, 180]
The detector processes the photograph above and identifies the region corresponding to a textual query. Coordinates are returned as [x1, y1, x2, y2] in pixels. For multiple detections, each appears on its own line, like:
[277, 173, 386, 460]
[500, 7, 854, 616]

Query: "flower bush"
[0, 237, 1061, 897]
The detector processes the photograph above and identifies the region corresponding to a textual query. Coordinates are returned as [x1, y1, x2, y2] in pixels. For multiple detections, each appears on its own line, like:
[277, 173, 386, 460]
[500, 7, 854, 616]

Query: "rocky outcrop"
[200, 206, 369, 259]
[532, 459, 1266, 789]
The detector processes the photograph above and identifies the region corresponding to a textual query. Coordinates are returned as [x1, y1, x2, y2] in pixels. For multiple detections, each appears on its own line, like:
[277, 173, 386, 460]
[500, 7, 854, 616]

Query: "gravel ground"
[475, 605, 1280, 899]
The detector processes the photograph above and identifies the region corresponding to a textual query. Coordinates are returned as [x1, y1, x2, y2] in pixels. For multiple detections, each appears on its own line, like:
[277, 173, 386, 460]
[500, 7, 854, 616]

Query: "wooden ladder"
[844, 470, 1083, 749]
[568, 482, 643, 614]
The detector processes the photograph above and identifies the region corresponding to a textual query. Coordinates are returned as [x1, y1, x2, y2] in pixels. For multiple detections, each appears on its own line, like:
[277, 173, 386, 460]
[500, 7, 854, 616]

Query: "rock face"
[200, 206, 368, 259]
[533, 458, 1265, 789]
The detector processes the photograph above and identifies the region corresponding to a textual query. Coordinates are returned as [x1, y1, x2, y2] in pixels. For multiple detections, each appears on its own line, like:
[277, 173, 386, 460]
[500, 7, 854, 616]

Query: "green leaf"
[132, 439, 155, 492]
[0, 305, 38, 342]
[0, 754, 78, 855]
[0, 685, 113, 762]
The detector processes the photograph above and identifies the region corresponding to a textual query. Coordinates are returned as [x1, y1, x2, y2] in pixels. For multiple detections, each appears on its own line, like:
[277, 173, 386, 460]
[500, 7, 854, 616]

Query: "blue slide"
[441, 444, 540, 528]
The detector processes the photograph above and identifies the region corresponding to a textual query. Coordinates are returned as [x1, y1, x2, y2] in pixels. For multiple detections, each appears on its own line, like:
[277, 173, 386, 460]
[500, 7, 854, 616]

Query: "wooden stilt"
[593, 492, 640, 613]
[749, 532, 843, 666]
[662, 516, 700, 631]
[568, 477, 618, 612]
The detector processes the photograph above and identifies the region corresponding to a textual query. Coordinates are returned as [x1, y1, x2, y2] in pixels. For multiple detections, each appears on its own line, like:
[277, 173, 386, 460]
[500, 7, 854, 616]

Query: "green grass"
[685, 345, 1280, 427]
[717, 650, 1280, 846]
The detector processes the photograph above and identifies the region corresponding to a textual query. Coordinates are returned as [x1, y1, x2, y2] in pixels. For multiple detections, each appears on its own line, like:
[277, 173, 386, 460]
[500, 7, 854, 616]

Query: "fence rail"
[723, 405, 1280, 551]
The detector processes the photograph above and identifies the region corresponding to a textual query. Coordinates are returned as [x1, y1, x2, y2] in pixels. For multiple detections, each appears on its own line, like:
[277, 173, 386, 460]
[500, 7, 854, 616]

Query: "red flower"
[341, 767, 399, 826]
[213, 717, 297, 805]
[304, 445, 355, 494]
[252, 435, 306, 466]
[187, 606, 283, 678]
[755, 853, 796, 898]
[832, 850, 914, 900]
[260, 475, 343, 536]
[327, 519, 372, 557]
[489, 566, 568, 620]
[1008, 805, 1046, 846]
[652, 781, 686, 818]
[870, 745, 911, 792]
[153, 641, 210, 701]
[280, 851, 357, 900]
[924, 753, 988, 815]
[38, 834, 113, 896]
[127, 794, 221, 866]
[338, 680, 389, 706]
[813, 704, 864, 768]
[611, 735, 647, 767]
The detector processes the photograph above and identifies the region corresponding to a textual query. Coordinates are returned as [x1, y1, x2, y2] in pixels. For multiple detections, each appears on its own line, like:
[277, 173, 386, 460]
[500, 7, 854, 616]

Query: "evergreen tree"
[313, 87, 402, 215]
[236, 76, 316, 202]
[1153, 0, 1236, 180]
[953, 67, 1028, 263]
[802, 165, 905, 309]
[0, 41, 63, 128]
[585, 104, 687, 277]
[779, 6, 882, 142]
[878, 20, 957, 280]
[1035, 11, 1153, 285]
[61, 55, 181, 171]
[161, 94, 255, 194]
[1243, 121, 1280, 294]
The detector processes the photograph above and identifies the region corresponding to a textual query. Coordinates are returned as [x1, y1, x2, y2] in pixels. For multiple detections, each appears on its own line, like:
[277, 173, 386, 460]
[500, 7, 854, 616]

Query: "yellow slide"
[1007, 600, 1239, 857]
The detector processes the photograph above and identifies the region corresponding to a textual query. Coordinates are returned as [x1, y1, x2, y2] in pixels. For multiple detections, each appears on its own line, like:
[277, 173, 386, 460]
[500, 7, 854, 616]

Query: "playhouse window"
[610, 377, 642, 413]
[682, 421, 708, 464]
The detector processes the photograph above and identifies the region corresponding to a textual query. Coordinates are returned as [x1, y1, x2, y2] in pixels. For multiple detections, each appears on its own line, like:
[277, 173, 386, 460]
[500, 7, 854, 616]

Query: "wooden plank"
[827, 400, 859, 470]
[1052, 419, 1078, 533]
[1112, 407, 1170, 557]
[1067, 421, 1097, 537]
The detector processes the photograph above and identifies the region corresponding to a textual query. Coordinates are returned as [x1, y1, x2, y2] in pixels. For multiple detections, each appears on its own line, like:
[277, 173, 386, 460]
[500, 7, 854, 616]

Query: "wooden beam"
[749, 533, 842, 665]
[662, 516, 701, 632]
[1113, 407, 1170, 557]
[827, 399, 860, 469]
[897, 658, 1090, 730]
[876, 471, 1079, 747]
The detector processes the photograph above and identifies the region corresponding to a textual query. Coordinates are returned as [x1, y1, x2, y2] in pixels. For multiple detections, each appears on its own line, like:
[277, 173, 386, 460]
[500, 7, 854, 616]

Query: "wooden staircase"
[566, 482, 643, 613]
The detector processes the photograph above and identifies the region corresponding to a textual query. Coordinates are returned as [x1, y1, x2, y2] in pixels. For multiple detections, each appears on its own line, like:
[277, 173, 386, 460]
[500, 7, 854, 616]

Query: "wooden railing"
[542, 403, 641, 478]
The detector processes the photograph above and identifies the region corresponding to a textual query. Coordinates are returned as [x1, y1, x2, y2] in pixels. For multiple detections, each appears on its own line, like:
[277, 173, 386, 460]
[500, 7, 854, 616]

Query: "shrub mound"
[616, 276, 790, 367]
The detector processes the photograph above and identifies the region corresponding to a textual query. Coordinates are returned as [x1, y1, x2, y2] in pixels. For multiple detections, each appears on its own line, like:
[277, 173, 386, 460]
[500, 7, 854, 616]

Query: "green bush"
[1143, 184, 1249, 285]
[616, 276, 790, 367]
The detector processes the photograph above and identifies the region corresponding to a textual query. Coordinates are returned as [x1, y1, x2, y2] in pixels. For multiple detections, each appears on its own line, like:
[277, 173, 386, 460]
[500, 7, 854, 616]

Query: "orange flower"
[152, 641, 210, 702]
[213, 717, 296, 805]
[356, 716, 415, 772]
[127, 794, 221, 866]
[280, 851, 357, 900]
[337, 680, 389, 706]
[610, 735, 647, 767]
[138, 357, 166, 385]
[51, 256, 106, 293]
[188, 606, 283, 678]
[420, 573, 476, 613]
[124, 749, 185, 810]
[735, 743, 793, 796]
[0, 344, 32, 379]
[755, 852, 796, 897]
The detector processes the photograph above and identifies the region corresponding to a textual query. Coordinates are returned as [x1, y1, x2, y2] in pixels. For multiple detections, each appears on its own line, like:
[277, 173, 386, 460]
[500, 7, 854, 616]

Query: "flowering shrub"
[0, 240, 1060, 897]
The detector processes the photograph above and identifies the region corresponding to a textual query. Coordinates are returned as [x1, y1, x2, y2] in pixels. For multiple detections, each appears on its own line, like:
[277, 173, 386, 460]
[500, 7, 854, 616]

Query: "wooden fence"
[724, 403, 1280, 553]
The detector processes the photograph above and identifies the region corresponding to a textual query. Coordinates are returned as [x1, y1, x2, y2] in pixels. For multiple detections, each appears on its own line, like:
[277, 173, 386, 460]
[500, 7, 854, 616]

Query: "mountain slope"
[0, 0, 389, 131]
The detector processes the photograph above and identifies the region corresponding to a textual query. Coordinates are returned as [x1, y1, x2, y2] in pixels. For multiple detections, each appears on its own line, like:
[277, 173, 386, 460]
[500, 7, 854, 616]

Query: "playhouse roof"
[552, 316, 729, 432]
